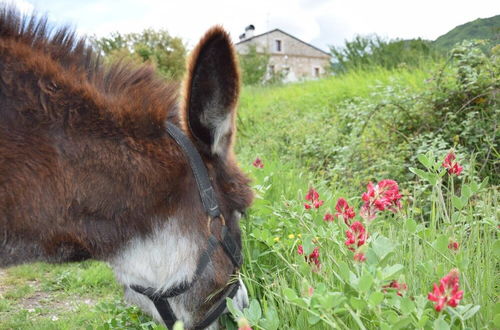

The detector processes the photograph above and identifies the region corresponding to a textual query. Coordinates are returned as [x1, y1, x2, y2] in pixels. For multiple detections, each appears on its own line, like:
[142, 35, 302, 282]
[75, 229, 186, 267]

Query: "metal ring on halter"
[207, 214, 226, 233]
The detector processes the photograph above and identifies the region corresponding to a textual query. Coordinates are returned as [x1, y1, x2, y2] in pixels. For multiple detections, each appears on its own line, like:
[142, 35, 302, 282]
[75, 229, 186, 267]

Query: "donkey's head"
[109, 27, 253, 328]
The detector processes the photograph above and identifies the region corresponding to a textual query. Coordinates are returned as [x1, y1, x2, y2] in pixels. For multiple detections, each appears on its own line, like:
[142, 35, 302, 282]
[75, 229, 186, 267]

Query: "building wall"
[235, 30, 331, 82]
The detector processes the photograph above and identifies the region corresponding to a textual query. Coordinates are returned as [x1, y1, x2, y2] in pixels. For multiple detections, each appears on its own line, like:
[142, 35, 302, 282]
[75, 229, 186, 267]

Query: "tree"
[330, 35, 440, 74]
[91, 29, 187, 80]
[238, 45, 270, 85]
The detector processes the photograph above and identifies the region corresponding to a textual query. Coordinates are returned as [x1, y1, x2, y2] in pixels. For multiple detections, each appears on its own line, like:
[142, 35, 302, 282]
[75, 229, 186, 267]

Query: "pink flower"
[252, 157, 264, 169]
[448, 241, 460, 251]
[323, 212, 334, 222]
[313, 200, 324, 208]
[442, 152, 463, 176]
[305, 188, 320, 201]
[345, 221, 367, 251]
[360, 180, 402, 221]
[334, 198, 356, 224]
[428, 269, 464, 312]
[297, 245, 321, 267]
[304, 187, 323, 210]
[353, 252, 366, 262]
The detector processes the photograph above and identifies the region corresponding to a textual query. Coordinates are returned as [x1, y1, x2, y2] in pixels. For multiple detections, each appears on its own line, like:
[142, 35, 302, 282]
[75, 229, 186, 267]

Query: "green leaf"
[461, 184, 472, 199]
[307, 314, 321, 325]
[381, 264, 404, 280]
[226, 298, 243, 319]
[452, 196, 464, 210]
[358, 274, 374, 292]
[337, 261, 351, 283]
[372, 236, 395, 262]
[368, 292, 384, 307]
[260, 307, 279, 330]
[246, 299, 262, 323]
[417, 154, 432, 168]
[382, 310, 399, 324]
[435, 234, 449, 253]
[494, 313, 500, 327]
[462, 305, 481, 320]
[318, 294, 336, 309]
[433, 318, 450, 330]
[393, 316, 412, 329]
[480, 177, 489, 189]
[350, 297, 367, 310]
[493, 240, 500, 259]
[470, 181, 479, 193]
[404, 218, 417, 233]
[302, 236, 314, 255]
[400, 297, 416, 314]
[283, 288, 298, 301]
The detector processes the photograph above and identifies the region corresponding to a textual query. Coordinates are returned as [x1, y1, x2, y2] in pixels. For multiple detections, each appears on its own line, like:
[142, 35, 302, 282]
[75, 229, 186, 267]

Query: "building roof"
[235, 28, 330, 57]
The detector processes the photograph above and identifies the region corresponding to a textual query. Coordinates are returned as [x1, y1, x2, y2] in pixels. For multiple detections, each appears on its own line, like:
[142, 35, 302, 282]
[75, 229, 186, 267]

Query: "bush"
[330, 35, 441, 74]
[239, 45, 270, 85]
[91, 29, 187, 80]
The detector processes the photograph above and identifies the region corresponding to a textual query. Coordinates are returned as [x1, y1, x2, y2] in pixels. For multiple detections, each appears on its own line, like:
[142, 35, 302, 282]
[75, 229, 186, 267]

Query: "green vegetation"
[91, 29, 187, 80]
[330, 36, 439, 73]
[434, 15, 500, 50]
[0, 41, 498, 329]
[239, 45, 270, 86]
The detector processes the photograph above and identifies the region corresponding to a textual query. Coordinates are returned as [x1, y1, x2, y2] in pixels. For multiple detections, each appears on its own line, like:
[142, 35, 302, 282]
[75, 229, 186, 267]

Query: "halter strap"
[165, 122, 220, 218]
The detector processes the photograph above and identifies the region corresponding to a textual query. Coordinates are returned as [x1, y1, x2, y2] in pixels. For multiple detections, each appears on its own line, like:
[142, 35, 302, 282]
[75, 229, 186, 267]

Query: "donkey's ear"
[181, 26, 240, 159]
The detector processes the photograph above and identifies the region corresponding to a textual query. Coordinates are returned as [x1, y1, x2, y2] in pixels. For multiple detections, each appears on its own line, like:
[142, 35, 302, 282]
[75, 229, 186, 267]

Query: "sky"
[7, 0, 500, 51]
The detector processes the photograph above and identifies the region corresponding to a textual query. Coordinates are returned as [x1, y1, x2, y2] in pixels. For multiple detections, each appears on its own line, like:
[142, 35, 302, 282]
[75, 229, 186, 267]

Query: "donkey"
[0, 6, 253, 329]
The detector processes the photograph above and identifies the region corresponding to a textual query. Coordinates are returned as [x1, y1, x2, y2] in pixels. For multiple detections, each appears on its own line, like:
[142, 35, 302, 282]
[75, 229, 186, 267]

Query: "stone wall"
[236, 29, 331, 82]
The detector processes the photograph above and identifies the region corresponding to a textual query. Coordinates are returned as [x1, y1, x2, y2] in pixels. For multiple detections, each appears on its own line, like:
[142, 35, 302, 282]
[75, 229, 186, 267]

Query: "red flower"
[305, 188, 320, 201]
[334, 198, 356, 224]
[360, 180, 402, 221]
[304, 187, 324, 210]
[323, 212, 334, 222]
[353, 252, 366, 262]
[313, 200, 324, 208]
[428, 269, 464, 312]
[252, 157, 264, 168]
[297, 245, 320, 267]
[442, 152, 463, 176]
[383, 280, 408, 296]
[448, 241, 460, 251]
[345, 221, 367, 251]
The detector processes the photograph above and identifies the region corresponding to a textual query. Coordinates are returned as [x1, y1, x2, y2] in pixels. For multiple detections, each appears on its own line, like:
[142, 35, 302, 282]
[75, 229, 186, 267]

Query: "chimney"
[244, 24, 255, 38]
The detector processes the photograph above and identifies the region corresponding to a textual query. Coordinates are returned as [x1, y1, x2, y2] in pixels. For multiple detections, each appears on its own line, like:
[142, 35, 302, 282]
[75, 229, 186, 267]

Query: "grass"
[1, 64, 498, 329]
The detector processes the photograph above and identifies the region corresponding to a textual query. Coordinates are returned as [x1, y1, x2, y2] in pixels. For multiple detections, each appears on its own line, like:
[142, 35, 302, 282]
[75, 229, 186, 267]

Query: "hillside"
[434, 14, 500, 49]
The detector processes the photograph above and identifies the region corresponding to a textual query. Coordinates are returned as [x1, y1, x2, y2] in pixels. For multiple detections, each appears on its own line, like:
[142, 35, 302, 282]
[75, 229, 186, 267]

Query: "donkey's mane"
[0, 6, 178, 137]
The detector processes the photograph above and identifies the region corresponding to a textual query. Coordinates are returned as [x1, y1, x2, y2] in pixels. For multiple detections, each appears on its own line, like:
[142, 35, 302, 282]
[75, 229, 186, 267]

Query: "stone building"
[235, 25, 331, 83]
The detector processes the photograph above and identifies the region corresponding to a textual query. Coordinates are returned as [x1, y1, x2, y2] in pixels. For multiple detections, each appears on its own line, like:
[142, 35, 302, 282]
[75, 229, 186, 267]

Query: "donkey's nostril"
[233, 278, 250, 311]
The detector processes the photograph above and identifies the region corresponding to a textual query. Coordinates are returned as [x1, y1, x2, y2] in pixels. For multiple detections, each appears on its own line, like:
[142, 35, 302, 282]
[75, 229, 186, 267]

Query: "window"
[275, 39, 282, 52]
[314, 67, 320, 78]
[269, 65, 275, 74]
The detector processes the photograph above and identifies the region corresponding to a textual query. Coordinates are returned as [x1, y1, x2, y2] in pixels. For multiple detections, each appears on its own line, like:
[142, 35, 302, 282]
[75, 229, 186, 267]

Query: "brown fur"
[0, 3, 253, 279]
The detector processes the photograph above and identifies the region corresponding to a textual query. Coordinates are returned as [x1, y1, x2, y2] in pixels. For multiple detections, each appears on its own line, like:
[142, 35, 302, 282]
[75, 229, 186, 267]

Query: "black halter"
[130, 122, 243, 329]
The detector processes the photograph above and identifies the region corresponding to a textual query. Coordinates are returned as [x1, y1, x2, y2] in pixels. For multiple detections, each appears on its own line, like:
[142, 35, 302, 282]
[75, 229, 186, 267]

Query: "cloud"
[3, 0, 498, 51]
[4, 0, 34, 14]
